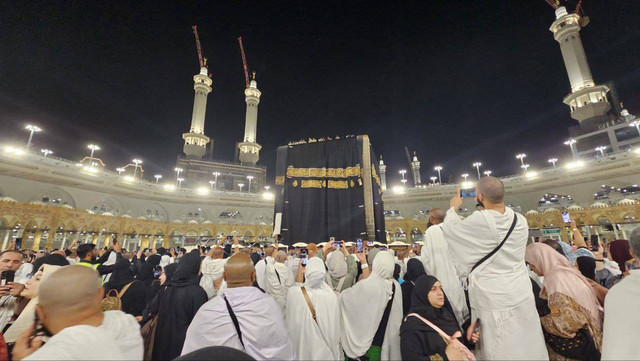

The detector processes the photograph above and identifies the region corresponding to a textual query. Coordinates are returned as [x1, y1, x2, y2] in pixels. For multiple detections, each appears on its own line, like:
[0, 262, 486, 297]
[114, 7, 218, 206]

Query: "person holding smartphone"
[0, 249, 27, 331]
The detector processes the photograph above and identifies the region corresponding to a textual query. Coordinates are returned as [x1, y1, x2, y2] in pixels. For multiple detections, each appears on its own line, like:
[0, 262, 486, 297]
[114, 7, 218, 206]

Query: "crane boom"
[404, 147, 412, 166]
[544, 0, 559, 9]
[238, 36, 250, 88]
[192, 25, 204, 68]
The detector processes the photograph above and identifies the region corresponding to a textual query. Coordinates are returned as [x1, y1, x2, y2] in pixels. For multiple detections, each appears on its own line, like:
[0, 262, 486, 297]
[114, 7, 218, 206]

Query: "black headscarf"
[163, 263, 178, 284]
[393, 263, 401, 281]
[168, 250, 200, 287]
[175, 346, 256, 361]
[404, 258, 426, 283]
[106, 258, 136, 290]
[577, 256, 596, 281]
[138, 254, 161, 282]
[249, 252, 261, 266]
[32, 254, 69, 272]
[408, 275, 460, 336]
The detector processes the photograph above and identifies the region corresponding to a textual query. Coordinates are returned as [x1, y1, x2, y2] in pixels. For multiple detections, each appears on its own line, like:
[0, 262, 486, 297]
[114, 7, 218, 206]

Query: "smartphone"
[356, 238, 363, 253]
[300, 249, 308, 266]
[412, 243, 417, 249]
[152, 265, 162, 278]
[590, 237, 599, 252]
[1, 270, 16, 285]
[366, 241, 373, 247]
[276, 234, 283, 242]
[460, 188, 476, 198]
[112, 238, 117, 245]
[333, 241, 342, 248]
[561, 211, 571, 224]
[15, 238, 22, 250]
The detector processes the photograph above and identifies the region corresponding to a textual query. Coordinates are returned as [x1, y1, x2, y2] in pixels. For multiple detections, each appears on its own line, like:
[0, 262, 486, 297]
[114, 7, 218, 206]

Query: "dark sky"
[1, 1, 639, 187]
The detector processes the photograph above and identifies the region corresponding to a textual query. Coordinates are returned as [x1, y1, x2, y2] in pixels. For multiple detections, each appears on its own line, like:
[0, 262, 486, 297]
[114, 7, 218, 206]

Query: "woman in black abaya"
[151, 251, 208, 361]
[103, 258, 147, 318]
[401, 258, 427, 314]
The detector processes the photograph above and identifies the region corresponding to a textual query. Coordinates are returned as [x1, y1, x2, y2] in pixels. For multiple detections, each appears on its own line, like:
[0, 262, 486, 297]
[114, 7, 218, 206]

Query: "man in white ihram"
[442, 176, 547, 360]
[420, 208, 469, 327]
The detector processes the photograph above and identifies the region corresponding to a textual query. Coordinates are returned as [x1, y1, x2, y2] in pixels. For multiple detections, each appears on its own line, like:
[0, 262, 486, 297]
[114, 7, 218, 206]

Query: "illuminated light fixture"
[461, 173, 469, 181]
[123, 175, 134, 182]
[434, 166, 443, 184]
[82, 165, 99, 173]
[116, 167, 125, 174]
[163, 184, 176, 191]
[565, 160, 585, 170]
[634, 148, 640, 155]
[4, 146, 25, 156]
[595, 146, 607, 157]
[75, 163, 83, 167]
[40, 149, 53, 157]
[25, 124, 42, 151]
[548, 158, 558, 168]
[392, 185, 405, 194]
[483, 170, 492, 176]
[262, 192, 274, 200]
[196, 186, 209, 195]
[526, 171, 538, 179]
[154, 174, 163, 183]
[461, 181, 474, 189]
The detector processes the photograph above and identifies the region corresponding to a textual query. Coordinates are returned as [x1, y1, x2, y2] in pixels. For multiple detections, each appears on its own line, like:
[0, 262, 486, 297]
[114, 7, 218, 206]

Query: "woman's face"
[21, 270, 43, 299]
[159, 271, 167, 285]
[528, 263, 543, 277]
[428, 281, 445, 308]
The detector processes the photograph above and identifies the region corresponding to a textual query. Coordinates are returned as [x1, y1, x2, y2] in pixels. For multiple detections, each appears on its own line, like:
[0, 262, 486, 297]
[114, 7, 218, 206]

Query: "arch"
[252, 212, 272, 226]
[91, 196, 126, 216]
[218, 209, 243, 224]
[29, 187, 77, 209]
[138, 202, 168, 222]
[182, 207, 208, 223]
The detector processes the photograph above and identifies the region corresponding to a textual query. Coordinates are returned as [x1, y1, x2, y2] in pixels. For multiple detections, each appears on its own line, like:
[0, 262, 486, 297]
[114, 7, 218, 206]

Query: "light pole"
[87, 144, 100, 163]
[461, 173, 469, 181]
[430, 176, 437, 185]
[40, 149, 53, 158]
[595, 146, 607, 158]
[177, 177, 184, 187]
[246, 175, 254, 193]
[484, 170, 492, 177]
[25, 125, 42, 151]
[174, 168, 183, 185]
[630, 120, 640, 136]
[548, 158, 558, 168]
[264, 185, 270, 191]
[399, 170, 407, 182]
[212, 172, 220, 190]
[154, 174, 163, 183]
[472, 162, 482, 179]
[132, 159, 142, 178]
[238, 183, 245, 192]
[209, 180, 216, 190]
[116, 167, 125, 175]
[564, 139, 577, 159]
[400, 179, 407, 188]
[516, 153, 526, 166]
[521, 164, 530, 174]
[434, 166, 443, 184]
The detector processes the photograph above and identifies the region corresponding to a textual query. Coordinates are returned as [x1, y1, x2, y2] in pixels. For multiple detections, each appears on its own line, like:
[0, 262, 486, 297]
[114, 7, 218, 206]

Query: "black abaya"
[104, 259, 147, 317]
[401, 258, 427, 315]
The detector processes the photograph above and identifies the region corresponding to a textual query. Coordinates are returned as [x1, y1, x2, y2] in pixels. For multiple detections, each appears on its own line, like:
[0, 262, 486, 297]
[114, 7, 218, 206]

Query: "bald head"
[477, 176, 505, 204]
[39, 266, 101, 316]
[307, 243, 318, 257]
[274, 250, 287, 263]
[224, 253, 255, 287]
[264, 245, 275, 257]
[429, 208, 445, 225]
[212, 246, 224, 259]
[629, 227, 640, 260]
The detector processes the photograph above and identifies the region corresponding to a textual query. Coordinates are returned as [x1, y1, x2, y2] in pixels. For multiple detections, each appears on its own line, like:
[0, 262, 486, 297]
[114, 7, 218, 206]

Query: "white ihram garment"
[25, 325, 126, 360]
[101, 310, 144, 360]
[254, 256, 271, 290]
[200, 257, 226, 299]
[286, 258, 341, 360]
[420, 224, 469, 326]
[340, 252, 402, 360]
[442, 207, 547, 360]
[266, 258, 295, 312]
[602, 269, 640, 360]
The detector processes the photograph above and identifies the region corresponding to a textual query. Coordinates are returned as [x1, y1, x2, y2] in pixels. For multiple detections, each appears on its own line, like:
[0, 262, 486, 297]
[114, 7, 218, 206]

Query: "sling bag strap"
[371, 283, 396, 348]
[275, 268, 281, 284]
[119, 281, 134, 298]
[223, 295, 245, 349]
[464, 213, 518, 318]
[300, 286, 316, 323]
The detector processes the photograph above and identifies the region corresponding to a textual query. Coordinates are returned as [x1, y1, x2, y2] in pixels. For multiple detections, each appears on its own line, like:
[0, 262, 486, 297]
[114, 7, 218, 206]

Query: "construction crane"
[543, 0, 589, 26]
[404, 147, 412, 167]
[192, 25, 205, 68]
[238, 36, 250, 88]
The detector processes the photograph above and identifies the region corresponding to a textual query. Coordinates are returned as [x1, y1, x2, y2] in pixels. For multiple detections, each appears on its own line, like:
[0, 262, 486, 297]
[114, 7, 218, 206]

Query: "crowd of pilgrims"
[0, 177, 638, 360]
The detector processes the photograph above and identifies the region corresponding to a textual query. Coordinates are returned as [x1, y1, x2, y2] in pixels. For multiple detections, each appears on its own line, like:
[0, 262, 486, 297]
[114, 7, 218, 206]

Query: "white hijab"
[339, 252, 402, 360]
[286, 258, 341, 360]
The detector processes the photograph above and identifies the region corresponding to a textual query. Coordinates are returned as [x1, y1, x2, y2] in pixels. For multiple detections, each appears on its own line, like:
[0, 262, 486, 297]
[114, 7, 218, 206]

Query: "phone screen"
[333, 241, 342, 248]
[1, 270, 15, 285]
[561, 211, 571, 223]
[460, 188, 476, 198]
[590, 236, 599, 252]
[366, 241, 373, 247]
[14, 238, 22, 250]
[356, 239, 363, 253]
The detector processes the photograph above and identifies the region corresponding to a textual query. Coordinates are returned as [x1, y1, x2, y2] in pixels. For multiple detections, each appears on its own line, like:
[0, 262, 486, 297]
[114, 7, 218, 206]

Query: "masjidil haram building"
[1, 6, 640, 250]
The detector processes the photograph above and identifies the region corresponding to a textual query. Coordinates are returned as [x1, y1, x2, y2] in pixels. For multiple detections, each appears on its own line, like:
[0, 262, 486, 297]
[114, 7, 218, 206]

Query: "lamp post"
[595, 146, 607, 158]
[515, 153, 526, 166]
[630, 120, 640, 136]
[521, 164, 530, 174]
[484, 170, 492, 176]
[87, 144, 100, 163]
[40, 149, 52, 158]
[472, 162, 482, 179]
[548, 158, 558, 168]
[246, 175, 254, 193]
[564, 139, 577, 159]
[116, 167, 125, 175]
[209, 180, 215, 190]
[132, 159, 142, 178]
[174, 168, 183, 185]
[461, 173, 469, 181]
[212, 172, 220, 190]
[400, 179, 407, 188]
[434, 166, 443, 184]
[399, 169, 407, 181]
[177, 177, 184, 187]
[264, 185, 270, 191]
[430, 176, 437, 185]
[154, 174, 162, 183]
[238, 183, 245, 192]
[25, 125, 42, 151]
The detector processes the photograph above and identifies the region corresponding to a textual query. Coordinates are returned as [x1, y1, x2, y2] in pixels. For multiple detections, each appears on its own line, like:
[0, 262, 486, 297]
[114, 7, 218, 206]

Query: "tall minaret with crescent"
[238, 73, 262, 165]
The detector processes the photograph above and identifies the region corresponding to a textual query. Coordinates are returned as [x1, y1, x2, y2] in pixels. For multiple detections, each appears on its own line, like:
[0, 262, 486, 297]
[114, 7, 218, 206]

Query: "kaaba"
[273, 135, 385, 245]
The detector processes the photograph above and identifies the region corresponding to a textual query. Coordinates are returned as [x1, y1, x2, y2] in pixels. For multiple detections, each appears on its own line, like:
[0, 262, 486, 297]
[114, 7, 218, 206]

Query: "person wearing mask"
[401, 258, 426, 315]
[254, 244, 275, 290]
[103, 259, 147, 319]
[340, 251, 402, 361]
[323, 241, 358, 293]
[266, 249, 295, 312]
[11, 266, 132, 360]
[526, 243, 603, 360]
[601, 227, 640, 359]
[182, 253, 295, 360]
[420, 208, 469, 327]
[76, 242, 122, 275]
[400, 275, 479, 361]
[200, 246, 226, 299]
[286, 257, 341, 360]
[152, 251, 207, 361]
[0, 250, 27, 332]
[443, 177, 547, 360]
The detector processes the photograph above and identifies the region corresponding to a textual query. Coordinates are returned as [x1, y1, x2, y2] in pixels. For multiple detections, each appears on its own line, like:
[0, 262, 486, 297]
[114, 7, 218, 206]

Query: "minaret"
[238, 73, 262, 165]
[410, 152, 421, 186]
[550, 6, 611, 129]
[379, 156, 387, 191]
[182, 66, 212, 159]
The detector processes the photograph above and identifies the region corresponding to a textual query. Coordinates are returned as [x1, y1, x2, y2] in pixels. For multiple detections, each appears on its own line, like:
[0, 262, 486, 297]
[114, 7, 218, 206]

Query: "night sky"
[1, 1, 639, 187]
